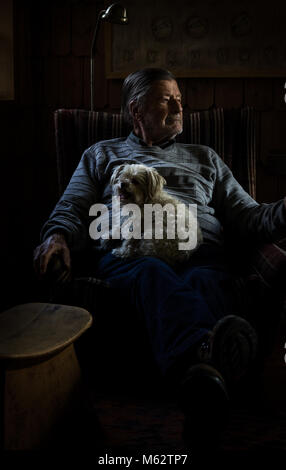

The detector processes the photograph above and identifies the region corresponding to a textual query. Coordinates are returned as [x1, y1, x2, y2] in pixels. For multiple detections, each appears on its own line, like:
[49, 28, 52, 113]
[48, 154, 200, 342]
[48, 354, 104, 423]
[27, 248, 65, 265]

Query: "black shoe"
[196, 315, 258, 386]
[178, 363, 229, 451]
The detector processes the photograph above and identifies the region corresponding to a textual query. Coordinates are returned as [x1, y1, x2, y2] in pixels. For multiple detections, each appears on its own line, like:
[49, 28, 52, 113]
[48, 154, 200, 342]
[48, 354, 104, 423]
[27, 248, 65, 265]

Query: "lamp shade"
[101, 3, 128, 24]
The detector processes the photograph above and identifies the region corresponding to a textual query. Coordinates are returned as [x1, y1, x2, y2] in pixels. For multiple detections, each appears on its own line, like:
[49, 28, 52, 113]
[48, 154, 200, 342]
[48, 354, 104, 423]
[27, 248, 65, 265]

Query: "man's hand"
[33, 233, 71, 282]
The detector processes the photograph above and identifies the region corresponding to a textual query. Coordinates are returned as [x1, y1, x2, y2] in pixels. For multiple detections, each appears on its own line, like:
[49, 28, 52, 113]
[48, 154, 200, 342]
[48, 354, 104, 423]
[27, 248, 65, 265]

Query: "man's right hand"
[33, 233, 71, 282]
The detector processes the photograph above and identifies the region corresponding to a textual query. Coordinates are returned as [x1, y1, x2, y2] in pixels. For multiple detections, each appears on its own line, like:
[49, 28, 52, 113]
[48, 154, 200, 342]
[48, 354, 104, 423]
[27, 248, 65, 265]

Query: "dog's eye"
[131, 178, 139, 185]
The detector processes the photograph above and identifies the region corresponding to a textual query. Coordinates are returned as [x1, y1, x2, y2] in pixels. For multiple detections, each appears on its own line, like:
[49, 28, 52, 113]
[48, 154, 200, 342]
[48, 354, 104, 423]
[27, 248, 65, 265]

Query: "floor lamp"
[90, 3, 128, 111]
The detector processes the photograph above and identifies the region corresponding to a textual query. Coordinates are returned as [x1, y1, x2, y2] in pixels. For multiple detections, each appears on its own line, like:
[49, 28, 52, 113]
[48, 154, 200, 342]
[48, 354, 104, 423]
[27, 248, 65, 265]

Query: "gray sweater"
[41, 132, 286, 251]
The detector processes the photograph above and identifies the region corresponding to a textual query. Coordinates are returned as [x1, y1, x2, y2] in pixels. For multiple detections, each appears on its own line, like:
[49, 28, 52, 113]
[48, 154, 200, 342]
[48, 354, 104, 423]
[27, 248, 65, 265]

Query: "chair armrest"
[249, 239, 286, 291]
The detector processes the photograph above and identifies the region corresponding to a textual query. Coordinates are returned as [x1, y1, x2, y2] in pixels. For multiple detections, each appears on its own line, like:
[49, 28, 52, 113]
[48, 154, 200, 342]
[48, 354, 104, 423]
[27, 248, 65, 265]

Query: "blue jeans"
[92, 244, 237, 377]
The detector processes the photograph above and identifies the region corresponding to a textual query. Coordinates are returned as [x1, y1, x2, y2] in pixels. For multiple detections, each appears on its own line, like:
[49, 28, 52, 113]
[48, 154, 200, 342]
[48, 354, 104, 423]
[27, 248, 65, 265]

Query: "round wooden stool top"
[0, 303, 93, 364]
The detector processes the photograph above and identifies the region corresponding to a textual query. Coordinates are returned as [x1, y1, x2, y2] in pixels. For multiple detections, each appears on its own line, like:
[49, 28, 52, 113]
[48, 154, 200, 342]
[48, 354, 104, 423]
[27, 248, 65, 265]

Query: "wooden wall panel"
[186, 79, 214, 110]
[82, 58, 91, 110]
[109, 79, 123, 110]
[14, 0, 33, 105]
[71, 3, 98, 57]
[50, 4, 71, 56]
[31, 58, 44, 106]
[58, 57, 83, 108]
[43, 58, 59, 107]
[214, 79, 244, 108]
[273, 78, 286, 111]
[260, 111, 286, 164]
[30, 1, 51, 57]
[278, 176, 286, 200]
[244, 79, 273, 110]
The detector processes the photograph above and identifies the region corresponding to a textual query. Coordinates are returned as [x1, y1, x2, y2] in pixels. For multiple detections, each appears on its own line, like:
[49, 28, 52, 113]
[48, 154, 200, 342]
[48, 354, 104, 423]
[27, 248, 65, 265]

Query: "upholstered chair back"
[54, 108, 257, 198]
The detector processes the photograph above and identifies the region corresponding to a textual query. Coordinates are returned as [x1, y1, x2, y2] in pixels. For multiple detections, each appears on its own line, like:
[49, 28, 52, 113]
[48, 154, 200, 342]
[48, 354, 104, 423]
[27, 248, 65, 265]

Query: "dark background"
[1, 0, 286, 311]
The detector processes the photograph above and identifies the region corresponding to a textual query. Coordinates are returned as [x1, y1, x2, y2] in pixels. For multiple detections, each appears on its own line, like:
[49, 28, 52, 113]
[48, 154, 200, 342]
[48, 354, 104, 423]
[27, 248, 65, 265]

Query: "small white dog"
[106, 163, 203, 266]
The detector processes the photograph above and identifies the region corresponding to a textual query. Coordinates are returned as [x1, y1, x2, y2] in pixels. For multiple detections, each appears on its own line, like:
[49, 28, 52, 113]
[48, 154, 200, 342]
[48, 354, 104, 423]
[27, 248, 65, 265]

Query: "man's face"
[135, 79, 183, 146]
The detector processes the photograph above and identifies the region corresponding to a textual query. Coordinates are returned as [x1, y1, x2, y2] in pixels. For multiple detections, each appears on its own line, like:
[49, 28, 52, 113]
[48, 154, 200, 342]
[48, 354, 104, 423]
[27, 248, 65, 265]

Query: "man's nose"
[170, 98, 182, 113]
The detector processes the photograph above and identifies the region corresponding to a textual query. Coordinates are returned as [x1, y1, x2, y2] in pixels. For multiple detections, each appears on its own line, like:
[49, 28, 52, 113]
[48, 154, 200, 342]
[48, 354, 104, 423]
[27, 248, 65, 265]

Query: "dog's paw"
[112, 247, 129, 258]
[111, 248, 121, 257]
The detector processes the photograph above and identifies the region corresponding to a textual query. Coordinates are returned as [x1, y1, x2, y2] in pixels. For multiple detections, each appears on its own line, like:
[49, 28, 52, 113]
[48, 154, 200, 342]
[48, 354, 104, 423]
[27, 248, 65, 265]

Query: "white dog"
[106, 163, 203, 266]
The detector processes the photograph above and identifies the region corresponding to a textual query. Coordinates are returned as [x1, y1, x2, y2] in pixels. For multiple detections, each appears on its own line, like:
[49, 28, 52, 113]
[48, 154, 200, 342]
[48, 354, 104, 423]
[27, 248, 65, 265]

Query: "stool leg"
[4, 344, 84, 450]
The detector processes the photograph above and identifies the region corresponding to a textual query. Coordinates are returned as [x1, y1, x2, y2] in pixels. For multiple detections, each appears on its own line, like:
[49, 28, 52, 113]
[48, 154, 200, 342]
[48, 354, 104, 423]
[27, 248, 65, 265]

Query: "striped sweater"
[41, 132, 286, 251]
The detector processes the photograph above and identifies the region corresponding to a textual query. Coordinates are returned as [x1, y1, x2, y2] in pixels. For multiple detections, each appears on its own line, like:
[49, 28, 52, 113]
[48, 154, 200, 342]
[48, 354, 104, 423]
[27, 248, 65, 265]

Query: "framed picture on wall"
[105, 0, 286, 78]
[0, 0, 14, 100]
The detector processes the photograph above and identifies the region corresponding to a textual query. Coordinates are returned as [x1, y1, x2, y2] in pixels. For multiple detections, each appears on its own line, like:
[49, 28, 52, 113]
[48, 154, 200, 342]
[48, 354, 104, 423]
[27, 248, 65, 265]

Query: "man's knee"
[135, 256, 174, 275]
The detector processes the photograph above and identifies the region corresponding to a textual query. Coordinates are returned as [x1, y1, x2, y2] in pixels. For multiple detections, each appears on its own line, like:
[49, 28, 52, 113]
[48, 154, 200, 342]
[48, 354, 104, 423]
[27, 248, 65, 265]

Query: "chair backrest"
[54, 107, 257, 199]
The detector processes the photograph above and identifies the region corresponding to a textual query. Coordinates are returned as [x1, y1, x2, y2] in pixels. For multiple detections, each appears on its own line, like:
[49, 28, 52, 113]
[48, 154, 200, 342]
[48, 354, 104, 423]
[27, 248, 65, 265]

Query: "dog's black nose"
[120, 182, 128, 189]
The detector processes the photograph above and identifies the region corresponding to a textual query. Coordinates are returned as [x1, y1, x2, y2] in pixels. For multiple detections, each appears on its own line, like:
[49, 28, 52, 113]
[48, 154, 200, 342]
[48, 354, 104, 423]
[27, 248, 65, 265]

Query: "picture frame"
[105, 0, 286, 79]
[0, 0, 14, 100]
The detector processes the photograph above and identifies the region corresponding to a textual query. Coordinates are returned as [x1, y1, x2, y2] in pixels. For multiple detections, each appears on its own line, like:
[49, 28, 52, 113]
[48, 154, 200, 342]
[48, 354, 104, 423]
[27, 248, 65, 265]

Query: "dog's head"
[110, 164, 166, 205]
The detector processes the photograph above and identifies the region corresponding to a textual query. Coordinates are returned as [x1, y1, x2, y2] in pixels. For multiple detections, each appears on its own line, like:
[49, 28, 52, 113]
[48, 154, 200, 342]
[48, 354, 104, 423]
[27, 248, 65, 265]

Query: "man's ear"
[129, 100, 142, 121]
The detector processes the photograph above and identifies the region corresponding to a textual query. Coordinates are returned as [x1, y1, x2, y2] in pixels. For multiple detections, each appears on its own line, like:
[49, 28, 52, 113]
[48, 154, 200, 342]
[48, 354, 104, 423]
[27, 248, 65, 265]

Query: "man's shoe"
[197, 314, 258, 386]
[178, 363, 229, 450]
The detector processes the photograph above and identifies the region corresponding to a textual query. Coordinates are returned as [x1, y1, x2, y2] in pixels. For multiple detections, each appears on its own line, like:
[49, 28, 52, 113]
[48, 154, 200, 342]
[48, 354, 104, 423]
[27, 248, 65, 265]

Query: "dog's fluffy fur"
[104, 163, 203, 266]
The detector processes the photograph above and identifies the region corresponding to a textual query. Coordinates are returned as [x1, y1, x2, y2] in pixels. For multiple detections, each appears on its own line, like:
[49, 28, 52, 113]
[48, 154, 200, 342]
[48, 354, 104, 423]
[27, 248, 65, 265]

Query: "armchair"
[53, 106, 286, 365]
[49, 106, 286, 455]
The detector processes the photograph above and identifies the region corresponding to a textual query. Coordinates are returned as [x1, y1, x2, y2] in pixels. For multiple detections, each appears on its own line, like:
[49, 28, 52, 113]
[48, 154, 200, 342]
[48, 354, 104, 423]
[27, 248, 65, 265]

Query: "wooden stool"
[0, 302, 92, 450]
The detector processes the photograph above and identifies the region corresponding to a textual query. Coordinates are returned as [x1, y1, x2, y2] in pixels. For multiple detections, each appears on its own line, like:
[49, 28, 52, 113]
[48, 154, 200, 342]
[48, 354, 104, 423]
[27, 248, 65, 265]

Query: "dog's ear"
[146, 168, 166, 200]
[110, 164, 127, 185]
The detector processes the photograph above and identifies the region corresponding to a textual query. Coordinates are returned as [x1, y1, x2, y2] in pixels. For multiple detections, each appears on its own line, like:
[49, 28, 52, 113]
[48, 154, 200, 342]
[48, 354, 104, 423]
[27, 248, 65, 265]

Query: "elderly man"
[33, 68, 286, 447]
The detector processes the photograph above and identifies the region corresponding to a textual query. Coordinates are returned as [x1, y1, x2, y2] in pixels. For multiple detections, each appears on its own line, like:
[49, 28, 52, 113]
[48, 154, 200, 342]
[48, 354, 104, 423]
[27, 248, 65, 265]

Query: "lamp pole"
[90, 11, 105, 112]
[90, 3, 128, 112]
